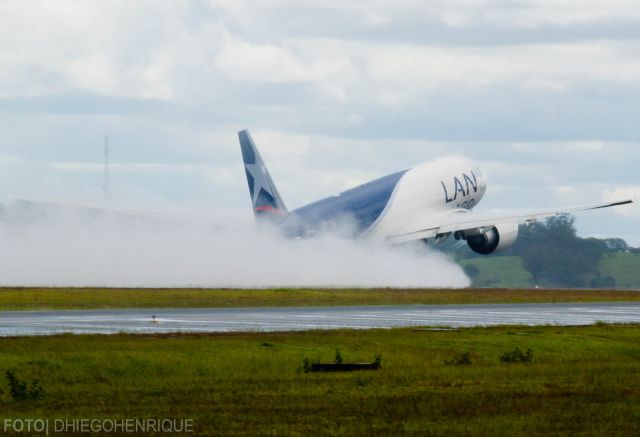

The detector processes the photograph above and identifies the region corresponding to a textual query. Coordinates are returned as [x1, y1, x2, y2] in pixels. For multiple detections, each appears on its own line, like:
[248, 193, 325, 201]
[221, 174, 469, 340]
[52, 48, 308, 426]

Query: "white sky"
[0, 0, 639, 244]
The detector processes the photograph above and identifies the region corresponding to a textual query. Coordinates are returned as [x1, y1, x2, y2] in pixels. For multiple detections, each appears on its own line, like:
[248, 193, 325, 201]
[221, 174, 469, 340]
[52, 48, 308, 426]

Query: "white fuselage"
[368, 156, 487, 240]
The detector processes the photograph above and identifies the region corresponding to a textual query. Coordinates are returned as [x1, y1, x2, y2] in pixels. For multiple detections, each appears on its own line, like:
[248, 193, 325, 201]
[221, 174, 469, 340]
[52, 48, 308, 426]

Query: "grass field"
[1, 324, 639, 435]
[0, 287, 638, 311]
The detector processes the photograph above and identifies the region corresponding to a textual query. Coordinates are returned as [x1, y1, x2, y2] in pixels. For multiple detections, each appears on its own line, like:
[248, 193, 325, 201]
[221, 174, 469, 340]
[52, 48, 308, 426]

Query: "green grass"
[0, 287, 639, 311]
[1, 325, 639, 435]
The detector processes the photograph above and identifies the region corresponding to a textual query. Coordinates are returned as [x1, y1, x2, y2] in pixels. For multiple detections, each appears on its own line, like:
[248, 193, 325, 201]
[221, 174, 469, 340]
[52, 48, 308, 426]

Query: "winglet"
[238, 130, 289, 224]
[591, 199, 634, 210]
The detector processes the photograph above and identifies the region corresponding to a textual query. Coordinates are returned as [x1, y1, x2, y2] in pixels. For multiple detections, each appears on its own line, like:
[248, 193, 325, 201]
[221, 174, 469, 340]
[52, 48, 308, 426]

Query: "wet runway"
[0, 302, 639, 336]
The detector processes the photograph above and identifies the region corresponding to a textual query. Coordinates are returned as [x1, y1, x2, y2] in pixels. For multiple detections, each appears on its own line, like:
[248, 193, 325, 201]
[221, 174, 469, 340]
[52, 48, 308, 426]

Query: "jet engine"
[464, 222, 519, 255]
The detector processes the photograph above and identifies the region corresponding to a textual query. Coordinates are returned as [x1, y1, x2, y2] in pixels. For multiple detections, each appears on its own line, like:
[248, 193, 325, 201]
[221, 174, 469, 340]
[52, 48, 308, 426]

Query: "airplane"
[239, 129, 634, 255]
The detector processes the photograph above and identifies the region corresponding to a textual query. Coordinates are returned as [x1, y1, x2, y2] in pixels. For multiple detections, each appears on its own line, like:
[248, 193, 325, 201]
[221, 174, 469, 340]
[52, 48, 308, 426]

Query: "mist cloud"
[0, 208, 470, 288]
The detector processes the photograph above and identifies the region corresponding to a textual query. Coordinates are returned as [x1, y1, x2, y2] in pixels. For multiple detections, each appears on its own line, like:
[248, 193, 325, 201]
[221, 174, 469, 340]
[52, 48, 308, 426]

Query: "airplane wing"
[3, 197, 250, 229]
[386, 199, 634, 244]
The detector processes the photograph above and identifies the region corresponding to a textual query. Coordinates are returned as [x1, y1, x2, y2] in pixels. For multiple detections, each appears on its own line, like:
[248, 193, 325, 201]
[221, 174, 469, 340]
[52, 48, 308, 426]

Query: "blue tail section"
[238, 129, 289, 223]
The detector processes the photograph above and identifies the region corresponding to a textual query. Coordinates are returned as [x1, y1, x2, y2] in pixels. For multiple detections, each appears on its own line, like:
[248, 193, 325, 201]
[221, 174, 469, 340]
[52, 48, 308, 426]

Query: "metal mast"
[102, 136, 110, 201]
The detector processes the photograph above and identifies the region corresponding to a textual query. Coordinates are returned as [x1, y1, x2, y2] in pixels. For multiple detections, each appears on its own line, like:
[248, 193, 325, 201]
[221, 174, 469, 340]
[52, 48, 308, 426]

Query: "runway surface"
[1, 302, 639, 336]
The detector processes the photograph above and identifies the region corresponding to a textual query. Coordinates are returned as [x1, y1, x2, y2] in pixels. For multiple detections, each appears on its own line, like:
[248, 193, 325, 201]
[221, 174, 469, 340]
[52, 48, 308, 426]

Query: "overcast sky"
[0, 0, 638, 244]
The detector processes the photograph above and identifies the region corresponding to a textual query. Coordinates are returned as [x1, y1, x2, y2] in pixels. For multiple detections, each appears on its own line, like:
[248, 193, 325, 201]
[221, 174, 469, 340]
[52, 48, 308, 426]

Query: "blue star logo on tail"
[244, 162, 272, 205]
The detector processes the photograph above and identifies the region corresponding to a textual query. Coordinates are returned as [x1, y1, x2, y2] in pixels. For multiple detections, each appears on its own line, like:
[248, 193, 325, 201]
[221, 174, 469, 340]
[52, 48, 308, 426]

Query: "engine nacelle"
[466, 222, 519, 255]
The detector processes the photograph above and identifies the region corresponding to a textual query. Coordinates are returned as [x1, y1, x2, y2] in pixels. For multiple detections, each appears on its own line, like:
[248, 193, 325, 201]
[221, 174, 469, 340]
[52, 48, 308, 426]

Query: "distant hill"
[459, 253, 640, 289]
[600, 253, 640, 289]
[455, 215, 640, 289]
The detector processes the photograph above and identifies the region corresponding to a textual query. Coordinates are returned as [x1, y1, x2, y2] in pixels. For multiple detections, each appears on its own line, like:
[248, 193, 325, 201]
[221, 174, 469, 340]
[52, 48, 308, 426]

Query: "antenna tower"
[103, 136, 110, 201]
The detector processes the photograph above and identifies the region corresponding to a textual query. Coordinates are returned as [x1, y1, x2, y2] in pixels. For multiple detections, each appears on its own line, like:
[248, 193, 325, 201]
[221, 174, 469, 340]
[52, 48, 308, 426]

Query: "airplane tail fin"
[238, 129, 289, 223]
